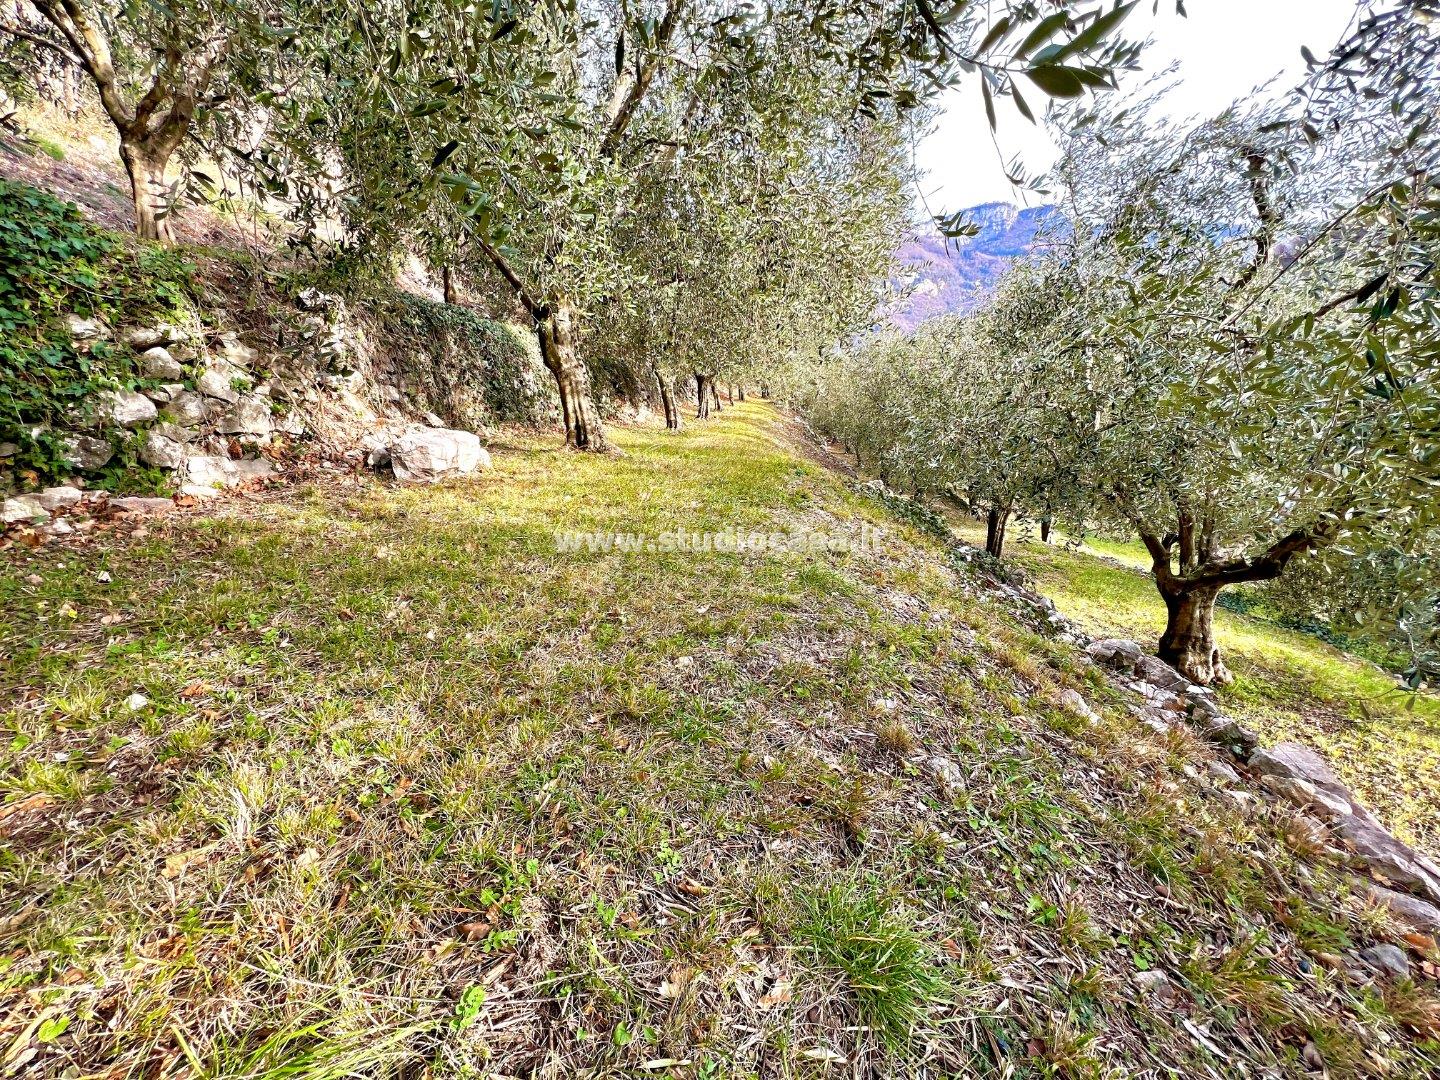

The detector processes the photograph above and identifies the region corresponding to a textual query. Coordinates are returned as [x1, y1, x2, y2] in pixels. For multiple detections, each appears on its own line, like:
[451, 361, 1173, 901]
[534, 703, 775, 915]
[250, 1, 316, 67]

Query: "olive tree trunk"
[1157, 582, 1230, 686]
[537, 303, 607, 451]
[658, 372, 680, 431]
[695, 374, 712, 419]
[119, 137, 176, 244]
[984, 505, 1010, 559]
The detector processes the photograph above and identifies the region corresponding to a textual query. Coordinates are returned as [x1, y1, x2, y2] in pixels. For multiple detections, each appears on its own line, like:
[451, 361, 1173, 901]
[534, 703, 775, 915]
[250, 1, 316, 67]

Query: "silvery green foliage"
[797, 1, 1440, 683]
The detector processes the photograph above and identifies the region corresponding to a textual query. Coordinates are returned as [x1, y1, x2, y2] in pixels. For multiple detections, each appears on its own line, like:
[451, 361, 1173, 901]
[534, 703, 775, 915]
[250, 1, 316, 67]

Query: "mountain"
[887, 202, 1066, 331]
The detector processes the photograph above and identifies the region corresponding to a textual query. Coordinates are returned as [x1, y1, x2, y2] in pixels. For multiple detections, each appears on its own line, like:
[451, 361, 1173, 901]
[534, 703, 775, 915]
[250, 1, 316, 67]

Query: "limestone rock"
[60, 433, 114, 471]
[139, 434, 187, 469]
[64, 314, 105, 340]
[1087, 638, 1144, 671]
[144, 382, 186, 404]
[97, 390, 157, 428]
[121, 325, 184, 350]
[1366, 884, 1440, 934]
[1205, 759, 1242, 784]
[197, 361, 246, 402]
[1198, 714, 1260, 755]
[214, 332, 257, 366]
[151, 421, 199, 444]
[1358, 944, 1411, 982]
[139, 346, 185, 380]
[215, 394, 273, 436]
[1135, 654, 1191, 693]
[389, 427, 489, 482]
[164, 391, 209, 426]
[110, 496, 173, 515]
[35, 486, 83, 511]
[926, 755, 965, 793]
[46, 517, 74, 536]
[184, 454, 274, 488]
[1059, 688, 1100, 724]
[2, 496, 48, 524]
[0, 442, 16, 458]
[1333, 813, 1440, 905]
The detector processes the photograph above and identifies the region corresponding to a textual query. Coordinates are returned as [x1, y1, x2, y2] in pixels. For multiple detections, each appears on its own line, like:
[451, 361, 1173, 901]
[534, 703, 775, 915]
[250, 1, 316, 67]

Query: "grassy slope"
[3, 404, 1438, 1078]
[958, 524, 1440, 851]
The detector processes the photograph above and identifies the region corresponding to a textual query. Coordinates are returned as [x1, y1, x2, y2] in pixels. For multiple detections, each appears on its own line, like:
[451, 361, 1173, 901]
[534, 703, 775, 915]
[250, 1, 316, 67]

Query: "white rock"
[0, 441, 18, 458]
[214, 332, 257, 366]
[179, 484, 223, 500]
[927, 755, 965, 793]
[35, 486, 83, 511]
[97, 390, 157, 428]
[46, 517, 75, 536]
[164, 391, 209, 425]
[139, 347, 184, 380]
[1059, 688, 1100, 724]
[65, 313, 105, 340]
[139, 434, 187, 469]
[151, 421, 198, 444]
[2, 496, 49, 524]
[215, 394, 273, 436]
[124, 692, 149, 711]
[183, 454, 274, 488]
[110, 496, 173, 515]
[121, 325, 184, 350]
[197, 362, 245, 402]
[389, 427, 490, 482]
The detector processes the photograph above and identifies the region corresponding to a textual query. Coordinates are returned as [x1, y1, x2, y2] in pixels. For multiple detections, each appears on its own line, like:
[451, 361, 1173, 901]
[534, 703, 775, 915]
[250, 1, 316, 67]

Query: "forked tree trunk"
[1157, 582, 1231, 686]
[726, 385, 734, 404]
[120, 138, 175, 244]
[710, 381, 722, 413]
[984, 506, 1010, 559]
[737, 387, 745, 401]
[537, 302, 607, 451]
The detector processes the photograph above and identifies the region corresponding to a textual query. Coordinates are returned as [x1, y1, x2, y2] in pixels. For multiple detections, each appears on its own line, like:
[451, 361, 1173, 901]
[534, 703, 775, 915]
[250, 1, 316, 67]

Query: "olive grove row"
[792, 3, 1440, 687]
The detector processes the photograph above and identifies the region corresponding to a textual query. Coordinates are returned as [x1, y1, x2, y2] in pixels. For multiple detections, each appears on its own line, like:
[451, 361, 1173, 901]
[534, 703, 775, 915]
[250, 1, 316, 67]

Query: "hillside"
[888, 203, 1065, 330]
[4, 404, 1439, 1078]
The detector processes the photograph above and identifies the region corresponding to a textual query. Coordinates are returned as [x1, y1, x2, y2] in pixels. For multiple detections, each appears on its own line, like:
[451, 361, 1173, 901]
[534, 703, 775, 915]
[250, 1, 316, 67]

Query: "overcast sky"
[913, 0, 1363, 214]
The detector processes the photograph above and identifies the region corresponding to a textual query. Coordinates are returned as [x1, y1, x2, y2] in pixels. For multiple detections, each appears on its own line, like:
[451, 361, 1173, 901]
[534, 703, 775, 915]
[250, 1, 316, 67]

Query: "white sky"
[913, 0, 1363, 213]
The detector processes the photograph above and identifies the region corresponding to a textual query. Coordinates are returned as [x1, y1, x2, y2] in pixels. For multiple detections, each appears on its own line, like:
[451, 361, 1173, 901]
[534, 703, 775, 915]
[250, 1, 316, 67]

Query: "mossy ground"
[3, 404, 1438, 1077]
[957, 524, 1440, 851]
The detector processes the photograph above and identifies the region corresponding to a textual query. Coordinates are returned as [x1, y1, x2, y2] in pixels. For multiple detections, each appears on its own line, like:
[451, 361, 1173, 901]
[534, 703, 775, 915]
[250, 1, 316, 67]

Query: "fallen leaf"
[676, 877, 706, 896]
[758, 977, 792, 1008]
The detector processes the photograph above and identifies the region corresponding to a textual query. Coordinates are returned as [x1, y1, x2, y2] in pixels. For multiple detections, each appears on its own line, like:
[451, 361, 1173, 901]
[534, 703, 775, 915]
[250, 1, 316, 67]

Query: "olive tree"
[1029, 2, 1440, 685]
[10, 0, 296, 242]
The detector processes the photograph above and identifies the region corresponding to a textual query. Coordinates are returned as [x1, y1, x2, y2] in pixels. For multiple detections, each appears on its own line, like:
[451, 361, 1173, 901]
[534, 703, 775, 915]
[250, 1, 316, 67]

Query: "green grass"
[3, 403, 1438, 1077]
[956, 522, 1440, 849]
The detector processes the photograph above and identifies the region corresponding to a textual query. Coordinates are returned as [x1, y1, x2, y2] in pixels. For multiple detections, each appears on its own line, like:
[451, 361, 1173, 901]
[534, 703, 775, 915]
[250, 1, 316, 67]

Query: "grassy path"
[3, 404, 1438, 1077]
[953, 523, 1440, 851]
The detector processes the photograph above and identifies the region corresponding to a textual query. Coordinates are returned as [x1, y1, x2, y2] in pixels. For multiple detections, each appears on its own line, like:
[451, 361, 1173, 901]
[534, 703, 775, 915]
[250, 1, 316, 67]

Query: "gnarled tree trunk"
[710, 380, 722, 413]
[120, 137, 175, 244]
[537, 302, 607, 451]
[1157, 581, 1230, 686]
[1040, 516, 1052, 544]
[695, 374, 712, 419]
[1134, 512, 1332, 686]
[442, 266, 458, 304]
